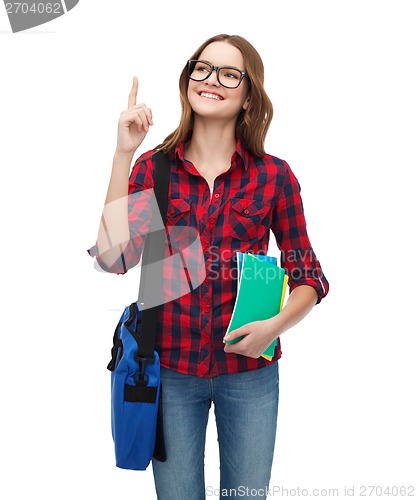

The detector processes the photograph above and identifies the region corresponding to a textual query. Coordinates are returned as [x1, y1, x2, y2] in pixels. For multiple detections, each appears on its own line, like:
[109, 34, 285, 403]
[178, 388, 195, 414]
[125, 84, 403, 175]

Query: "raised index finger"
[128, 76, 138, 109]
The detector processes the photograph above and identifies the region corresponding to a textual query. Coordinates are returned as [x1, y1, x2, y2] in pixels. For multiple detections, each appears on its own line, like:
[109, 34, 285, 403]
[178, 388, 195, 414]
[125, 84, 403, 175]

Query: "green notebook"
[225, 253, 287, 358]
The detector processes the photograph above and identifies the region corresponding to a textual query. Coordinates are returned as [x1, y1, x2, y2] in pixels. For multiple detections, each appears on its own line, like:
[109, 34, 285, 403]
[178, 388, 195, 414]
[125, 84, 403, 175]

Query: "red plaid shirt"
[88, 140, 329, 377]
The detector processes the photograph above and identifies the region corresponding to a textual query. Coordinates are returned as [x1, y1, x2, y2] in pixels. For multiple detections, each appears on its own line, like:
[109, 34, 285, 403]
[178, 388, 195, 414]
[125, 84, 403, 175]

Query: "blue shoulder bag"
[106, 150, 170, 470]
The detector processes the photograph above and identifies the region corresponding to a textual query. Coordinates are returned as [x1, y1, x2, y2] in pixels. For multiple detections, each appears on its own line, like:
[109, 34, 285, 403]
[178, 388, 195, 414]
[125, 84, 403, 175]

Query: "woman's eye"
[222, 70, 240, 79]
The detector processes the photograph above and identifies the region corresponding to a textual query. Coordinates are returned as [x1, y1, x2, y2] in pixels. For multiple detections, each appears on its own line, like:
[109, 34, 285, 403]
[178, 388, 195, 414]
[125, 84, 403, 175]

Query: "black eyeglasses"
[187, 59, 249, 89]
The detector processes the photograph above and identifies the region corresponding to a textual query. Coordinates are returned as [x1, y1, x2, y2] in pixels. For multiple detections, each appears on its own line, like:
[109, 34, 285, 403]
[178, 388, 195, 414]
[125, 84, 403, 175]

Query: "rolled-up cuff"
[86, 242, 129, 275]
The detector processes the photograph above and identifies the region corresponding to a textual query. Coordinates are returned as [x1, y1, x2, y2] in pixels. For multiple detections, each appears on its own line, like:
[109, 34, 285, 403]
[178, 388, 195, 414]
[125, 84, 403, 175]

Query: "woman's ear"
[242, 95, 250, 110]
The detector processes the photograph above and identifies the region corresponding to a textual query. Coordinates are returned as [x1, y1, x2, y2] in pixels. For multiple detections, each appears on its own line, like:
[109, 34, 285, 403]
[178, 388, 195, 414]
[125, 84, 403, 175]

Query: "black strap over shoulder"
[136, 150, 171, 358]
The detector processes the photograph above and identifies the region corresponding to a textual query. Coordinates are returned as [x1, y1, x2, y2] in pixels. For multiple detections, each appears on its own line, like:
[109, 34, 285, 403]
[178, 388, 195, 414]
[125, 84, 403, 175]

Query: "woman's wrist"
[267, 314, 284, 340]
[113, 149, 135, 163]
[267, 285, 319, 339]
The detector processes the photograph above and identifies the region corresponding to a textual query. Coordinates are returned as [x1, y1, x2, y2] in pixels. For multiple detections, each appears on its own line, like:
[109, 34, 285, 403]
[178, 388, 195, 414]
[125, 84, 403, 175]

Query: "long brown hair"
[154, 34, 273, 158]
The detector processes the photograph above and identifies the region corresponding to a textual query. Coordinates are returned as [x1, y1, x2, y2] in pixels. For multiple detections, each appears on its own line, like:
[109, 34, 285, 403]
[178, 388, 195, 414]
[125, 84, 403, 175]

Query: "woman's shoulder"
[133, 148, 158, 165]
[253, 151, 302, 192]
[133, 145, 178, 167]
[254, 151, 292, 176]
[128, 149, 157, 192]
[260, 148, 289, 164]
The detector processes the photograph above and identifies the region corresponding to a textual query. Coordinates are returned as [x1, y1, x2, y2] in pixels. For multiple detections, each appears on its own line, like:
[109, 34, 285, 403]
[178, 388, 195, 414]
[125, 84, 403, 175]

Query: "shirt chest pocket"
[166, 198, 193, 247]
[228, 198, 270, 241]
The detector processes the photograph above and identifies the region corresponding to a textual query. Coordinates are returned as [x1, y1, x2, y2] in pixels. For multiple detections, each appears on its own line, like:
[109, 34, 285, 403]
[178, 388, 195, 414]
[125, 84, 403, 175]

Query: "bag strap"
[136, 150, 171, 358]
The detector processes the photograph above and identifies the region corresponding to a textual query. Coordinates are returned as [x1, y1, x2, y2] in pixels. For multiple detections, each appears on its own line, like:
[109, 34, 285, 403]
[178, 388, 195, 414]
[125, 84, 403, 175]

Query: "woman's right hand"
[115, 76, 153, 155]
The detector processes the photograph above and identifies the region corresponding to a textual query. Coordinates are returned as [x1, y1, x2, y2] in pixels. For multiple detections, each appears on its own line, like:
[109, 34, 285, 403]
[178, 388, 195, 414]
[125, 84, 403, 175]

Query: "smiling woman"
[87, 33, 329, 500]
[155, 34, 274, 159]
[185, 42, 251, 128]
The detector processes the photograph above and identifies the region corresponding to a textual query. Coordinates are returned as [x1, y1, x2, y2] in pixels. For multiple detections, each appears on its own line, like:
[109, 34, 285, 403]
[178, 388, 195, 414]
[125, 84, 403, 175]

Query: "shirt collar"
[171, 138, 250, 171]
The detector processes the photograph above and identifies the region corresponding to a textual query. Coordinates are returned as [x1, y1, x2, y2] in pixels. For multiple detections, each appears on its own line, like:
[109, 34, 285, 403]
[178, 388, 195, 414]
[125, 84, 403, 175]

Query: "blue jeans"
[152, 361, 279, 500]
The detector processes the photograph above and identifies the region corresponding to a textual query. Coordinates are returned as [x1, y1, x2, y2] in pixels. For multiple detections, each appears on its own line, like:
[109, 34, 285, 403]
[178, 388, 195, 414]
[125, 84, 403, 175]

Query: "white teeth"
[200, 92, 222, 100]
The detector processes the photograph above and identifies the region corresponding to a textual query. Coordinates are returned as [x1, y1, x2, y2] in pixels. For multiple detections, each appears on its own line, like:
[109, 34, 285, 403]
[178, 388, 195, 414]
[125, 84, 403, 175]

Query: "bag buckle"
[134, 354, 155, 386]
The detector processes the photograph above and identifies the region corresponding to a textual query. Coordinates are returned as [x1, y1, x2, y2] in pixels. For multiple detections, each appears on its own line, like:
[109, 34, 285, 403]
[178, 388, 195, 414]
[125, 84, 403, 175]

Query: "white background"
[1, 1, 415, 498]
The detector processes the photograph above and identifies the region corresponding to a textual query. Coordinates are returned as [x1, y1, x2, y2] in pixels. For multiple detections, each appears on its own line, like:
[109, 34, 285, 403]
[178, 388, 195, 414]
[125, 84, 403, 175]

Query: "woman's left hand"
[223, 319, 278, 359]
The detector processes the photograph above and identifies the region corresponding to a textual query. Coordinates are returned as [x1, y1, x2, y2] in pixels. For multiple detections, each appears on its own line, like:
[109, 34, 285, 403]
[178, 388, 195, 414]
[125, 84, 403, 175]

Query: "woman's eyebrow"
[200, 59, 243, 70]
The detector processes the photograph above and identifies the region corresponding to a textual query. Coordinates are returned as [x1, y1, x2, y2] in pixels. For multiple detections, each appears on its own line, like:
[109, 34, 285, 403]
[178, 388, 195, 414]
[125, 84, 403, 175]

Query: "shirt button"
[209, 218, 215, 225]
[170, 209, 175, 214]
[204, 307, 210, 313]
[244, 209, 249, 214]
[204, 277, 210, 283]
[214, 193, 220, 199]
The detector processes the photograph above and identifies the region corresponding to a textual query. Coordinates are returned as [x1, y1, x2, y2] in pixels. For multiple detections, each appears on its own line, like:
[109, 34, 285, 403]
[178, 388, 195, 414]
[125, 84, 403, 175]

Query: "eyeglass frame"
[187, 59, 249, 89]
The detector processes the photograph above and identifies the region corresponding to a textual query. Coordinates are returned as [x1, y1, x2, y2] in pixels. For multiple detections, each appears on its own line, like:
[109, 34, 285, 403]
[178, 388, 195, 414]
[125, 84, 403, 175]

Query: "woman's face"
[187, 41, 250, 123]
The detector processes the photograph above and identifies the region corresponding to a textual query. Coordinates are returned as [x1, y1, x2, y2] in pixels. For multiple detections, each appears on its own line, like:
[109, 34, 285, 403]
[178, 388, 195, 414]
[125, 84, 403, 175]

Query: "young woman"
[88, 34, 329, 499]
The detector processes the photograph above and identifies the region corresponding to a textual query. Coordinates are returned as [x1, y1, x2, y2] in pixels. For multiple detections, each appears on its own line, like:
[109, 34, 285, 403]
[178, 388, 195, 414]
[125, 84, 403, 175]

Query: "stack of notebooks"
[224, 252, 288, 360]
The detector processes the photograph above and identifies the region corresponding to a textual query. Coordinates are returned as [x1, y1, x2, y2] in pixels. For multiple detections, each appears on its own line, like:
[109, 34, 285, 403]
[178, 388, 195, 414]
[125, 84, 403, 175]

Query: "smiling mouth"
[198, 91, 224, 101]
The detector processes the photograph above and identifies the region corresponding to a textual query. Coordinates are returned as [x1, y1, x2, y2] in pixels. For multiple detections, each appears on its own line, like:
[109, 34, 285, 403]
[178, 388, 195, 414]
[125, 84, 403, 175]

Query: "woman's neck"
[184, 118, 237, 171]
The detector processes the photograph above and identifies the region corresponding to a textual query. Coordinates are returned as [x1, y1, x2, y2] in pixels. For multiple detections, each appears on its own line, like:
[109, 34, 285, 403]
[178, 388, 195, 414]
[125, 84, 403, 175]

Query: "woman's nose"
[205, 70, 221, 86]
